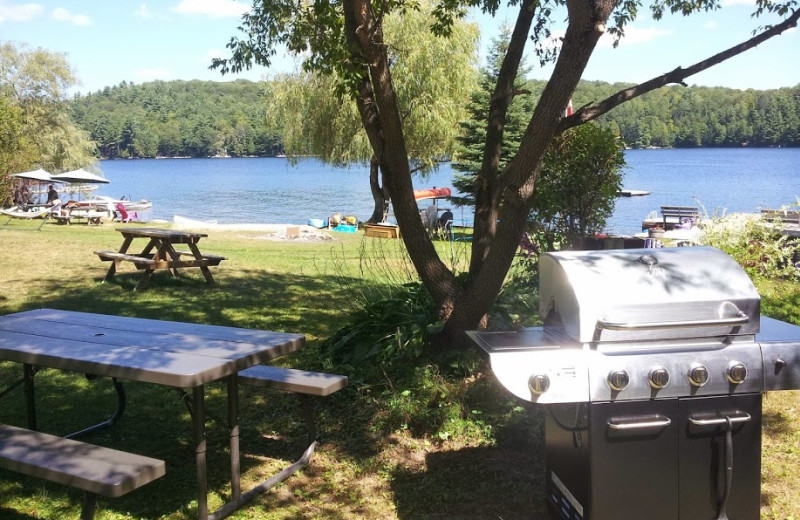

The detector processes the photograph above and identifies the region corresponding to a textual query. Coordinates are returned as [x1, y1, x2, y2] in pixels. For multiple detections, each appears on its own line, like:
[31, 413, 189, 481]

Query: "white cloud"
[51, 7, 91, 26]
[173, 0, 249, 17]
[703, 20, 718, 30]
[135, 4, 170, 20]
[721, 0, 755, 6]
[0, 1, 45, 23]
[135, 4, 152, 18]
[202, 49, 226, 61]
[598, 25, 672, 48]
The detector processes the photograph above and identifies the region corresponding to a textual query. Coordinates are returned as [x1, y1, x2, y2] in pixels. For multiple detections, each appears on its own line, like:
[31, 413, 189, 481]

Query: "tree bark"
[367, 156, 389, 223]
[343, 0, 460, 308]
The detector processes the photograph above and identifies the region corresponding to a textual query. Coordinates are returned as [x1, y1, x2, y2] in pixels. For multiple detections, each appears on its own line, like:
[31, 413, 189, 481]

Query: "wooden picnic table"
[95, 227, 225, 290]
[0, 308, 306, 520]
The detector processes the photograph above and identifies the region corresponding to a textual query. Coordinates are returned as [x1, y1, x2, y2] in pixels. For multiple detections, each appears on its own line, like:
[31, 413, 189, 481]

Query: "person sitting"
[438, 210, 454, 240]
[46, 184, 60, 206]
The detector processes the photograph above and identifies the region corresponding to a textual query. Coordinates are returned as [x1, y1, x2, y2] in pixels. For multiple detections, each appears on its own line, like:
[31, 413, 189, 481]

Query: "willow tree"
[214, 0, 800, 345]
[268, 2, 479, 222]
[0, 42, 96, 203]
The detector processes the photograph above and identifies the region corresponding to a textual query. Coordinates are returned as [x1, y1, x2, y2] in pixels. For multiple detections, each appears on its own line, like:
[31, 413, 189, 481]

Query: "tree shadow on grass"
[1, 267, 361, 341]
[391, 444, 550, 520]
[0, 267, 404, 518]
[391, 410, 551, 520]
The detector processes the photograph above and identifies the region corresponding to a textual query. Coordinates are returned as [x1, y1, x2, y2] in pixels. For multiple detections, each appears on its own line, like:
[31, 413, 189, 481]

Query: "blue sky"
[1, 0, 797, 95]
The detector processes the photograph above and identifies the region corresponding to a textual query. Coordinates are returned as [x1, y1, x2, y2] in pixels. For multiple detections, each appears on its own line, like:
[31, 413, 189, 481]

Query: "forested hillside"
[69, 80, 283, 159]
[70, 79, 799, 159]
[572, 81, 800, 148]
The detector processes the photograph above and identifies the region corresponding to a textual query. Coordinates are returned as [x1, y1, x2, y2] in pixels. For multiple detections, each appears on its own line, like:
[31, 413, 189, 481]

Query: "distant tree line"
[69, 79, 283, 159]
[68, 78, 799, 159]
[570, 81, 800, 148]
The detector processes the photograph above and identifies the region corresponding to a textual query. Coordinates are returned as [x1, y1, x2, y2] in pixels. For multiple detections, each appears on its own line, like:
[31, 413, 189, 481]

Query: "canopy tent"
[10, 169, 54, 182]
[50, 169, 110, 184]
[50, 169, 109, 200]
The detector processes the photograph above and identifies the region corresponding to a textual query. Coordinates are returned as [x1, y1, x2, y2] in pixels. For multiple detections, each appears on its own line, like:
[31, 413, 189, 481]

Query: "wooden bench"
[172, 250, 226, 265]
[95, 250, 158, 268]
[660, 206, 700, 228]
[0, 424, 165, 520]
[761, 209, 800, 225]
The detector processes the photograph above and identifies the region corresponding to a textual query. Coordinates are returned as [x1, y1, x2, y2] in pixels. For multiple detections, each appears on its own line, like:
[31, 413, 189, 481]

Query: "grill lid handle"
[597, 306, 749, 332]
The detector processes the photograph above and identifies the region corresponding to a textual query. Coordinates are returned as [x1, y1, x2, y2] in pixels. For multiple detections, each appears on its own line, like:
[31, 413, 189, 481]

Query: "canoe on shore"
[414, 187, 451, 201]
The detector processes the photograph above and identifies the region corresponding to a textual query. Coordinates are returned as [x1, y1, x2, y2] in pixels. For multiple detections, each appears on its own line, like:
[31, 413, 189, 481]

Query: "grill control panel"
[591, 343, 763, 402]
[469, 317, 800, 404]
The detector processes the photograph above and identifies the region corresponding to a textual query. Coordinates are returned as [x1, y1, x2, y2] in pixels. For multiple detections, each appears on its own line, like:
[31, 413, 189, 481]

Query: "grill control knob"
[528, 374, 550, 395]
[727, 362, 748, 384]
[688, 364, 710, 387]
[607, 370, 630, 392]
[649, 367, 670, 389]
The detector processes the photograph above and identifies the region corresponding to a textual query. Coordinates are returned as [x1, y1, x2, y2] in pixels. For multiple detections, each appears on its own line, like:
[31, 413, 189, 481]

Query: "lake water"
[95, 148, 799, 235]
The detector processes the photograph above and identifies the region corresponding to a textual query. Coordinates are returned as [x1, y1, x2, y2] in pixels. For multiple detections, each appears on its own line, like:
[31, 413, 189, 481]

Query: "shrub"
[697, 210, 798, 281]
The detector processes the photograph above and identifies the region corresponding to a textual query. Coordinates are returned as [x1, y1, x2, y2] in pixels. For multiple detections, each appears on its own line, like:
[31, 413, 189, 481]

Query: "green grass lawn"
[0, 220, 798, 519]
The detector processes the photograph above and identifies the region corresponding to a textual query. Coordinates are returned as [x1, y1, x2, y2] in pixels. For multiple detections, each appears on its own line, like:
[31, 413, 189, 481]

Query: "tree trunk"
[366, 156, 389, 223]
[344, 0, 460, 306]
[441, 0, 615, 344]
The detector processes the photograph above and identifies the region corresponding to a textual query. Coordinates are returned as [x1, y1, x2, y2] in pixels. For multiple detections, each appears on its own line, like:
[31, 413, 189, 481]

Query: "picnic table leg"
[188, 242, 216, 285]
[162, 243, 182, 278]
[103, 236, 135, 283]
[134, 268, 154, 291]
[64, 377, 127, 439]
[193, 385, 209, 520]
[228, 374, 241, 501]
[23, 364, 37, 431]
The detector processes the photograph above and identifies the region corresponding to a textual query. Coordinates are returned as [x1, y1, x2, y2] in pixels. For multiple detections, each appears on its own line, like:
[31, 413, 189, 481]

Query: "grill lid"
[539, 247, 760, 344]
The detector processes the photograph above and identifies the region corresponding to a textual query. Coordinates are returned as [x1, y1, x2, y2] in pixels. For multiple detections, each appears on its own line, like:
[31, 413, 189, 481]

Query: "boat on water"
[72, 195, 153, 213]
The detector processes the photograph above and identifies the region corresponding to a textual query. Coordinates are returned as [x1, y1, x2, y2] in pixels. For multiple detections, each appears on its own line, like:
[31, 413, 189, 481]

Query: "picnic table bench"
[95, 227, 225, 290]
[0, 423, 165, 520]
[761, 209, 800, 225]
[761, 209, 800, 238]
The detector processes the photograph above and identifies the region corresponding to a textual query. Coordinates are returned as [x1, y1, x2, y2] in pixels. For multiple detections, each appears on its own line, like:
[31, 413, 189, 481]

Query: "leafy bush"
[319, 245, 540, 443]
[697, 210, 798, 281]
[322, 281, 440, 370]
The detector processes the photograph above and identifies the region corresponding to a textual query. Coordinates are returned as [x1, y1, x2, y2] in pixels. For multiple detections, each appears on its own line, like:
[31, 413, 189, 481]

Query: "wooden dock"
[618, 189, 651, 197]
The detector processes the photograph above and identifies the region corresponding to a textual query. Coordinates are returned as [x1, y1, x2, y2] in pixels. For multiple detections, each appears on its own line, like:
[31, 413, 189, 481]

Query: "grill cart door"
[678, 394, 762, 520]
[545, 400, 680, 520]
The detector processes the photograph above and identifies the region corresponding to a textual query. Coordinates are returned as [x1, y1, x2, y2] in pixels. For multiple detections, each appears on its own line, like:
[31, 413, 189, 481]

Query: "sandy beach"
[169, 215, 336, 241]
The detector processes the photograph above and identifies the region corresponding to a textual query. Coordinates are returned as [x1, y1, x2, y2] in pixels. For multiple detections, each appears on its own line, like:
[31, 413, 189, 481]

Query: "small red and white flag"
[565, 98, 573, 117]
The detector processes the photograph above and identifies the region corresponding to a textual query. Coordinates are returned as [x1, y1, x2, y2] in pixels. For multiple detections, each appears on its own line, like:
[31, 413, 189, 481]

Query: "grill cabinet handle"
[606, 416, 672, 431]
[597, 311, 749, 331]
[688, 412, 751, 427]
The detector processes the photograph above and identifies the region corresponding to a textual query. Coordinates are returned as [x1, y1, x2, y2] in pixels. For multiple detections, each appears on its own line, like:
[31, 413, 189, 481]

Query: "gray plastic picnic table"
[0, 308, 305, 520]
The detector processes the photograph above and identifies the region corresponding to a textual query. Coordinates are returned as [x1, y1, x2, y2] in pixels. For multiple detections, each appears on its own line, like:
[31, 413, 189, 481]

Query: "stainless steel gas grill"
[467, 247, 800, 520]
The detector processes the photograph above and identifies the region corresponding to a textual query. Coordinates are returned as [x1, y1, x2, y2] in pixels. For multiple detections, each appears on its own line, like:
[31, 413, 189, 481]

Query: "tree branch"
[560, 8, 800, 131]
